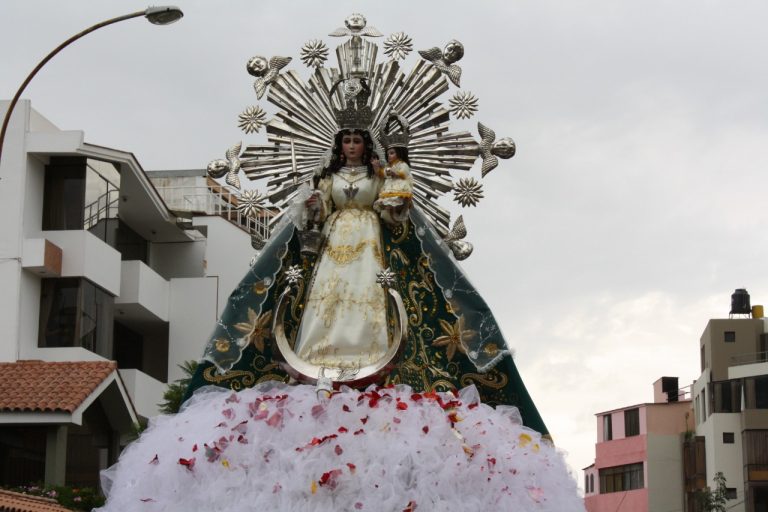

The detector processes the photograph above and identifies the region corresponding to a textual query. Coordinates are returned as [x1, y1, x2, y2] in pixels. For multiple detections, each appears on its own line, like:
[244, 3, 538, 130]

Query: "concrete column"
[44, 424, 68, 485]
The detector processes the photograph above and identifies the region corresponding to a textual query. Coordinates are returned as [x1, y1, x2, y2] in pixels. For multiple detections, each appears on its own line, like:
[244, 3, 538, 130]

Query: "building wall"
[194, 216, 253, 316]
[646, 401, 693, 434]
[702, 319, 765, 381]
[167, 277, 219, 382]
[584, 488, 647, 512]
[646, 433, 686, 512]
[696, 413, 745, 511]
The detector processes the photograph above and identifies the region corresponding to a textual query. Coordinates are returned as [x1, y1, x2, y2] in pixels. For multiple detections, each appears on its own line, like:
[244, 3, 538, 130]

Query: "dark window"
[701, 344, 706, 371]
[599, 463, 644, 493]
[590, 474, 594, 493]
[42, 157, 87, 230]
[603, 414, 613, 441]
[42, 157, 121, 233]
[624, 408, 640, 437]
[0, 426, 47, 486]
[724, 331, 736, 343]
[745, 377, 768, 409]
[89, 219, 148, 263]
[113, 321, 144, 370]
[723, 432, 735, 444]
[38, 278, 114, 358]
[712, 380, 742, 413]
[725, 488, 737, 500]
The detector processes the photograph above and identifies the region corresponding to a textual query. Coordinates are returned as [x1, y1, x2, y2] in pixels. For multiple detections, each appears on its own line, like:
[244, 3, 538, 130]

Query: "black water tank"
[731, 288, 751, 315]
[661, 376, 679, 402]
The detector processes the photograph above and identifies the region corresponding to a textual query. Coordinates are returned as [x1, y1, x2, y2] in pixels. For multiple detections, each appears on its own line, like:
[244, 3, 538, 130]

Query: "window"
[599, 463, 644, 493]
[38, 278, 114, 358]
[590, 474, 594, 494]
[724, 331, 736, 343]
[745, 376, 768, 409]
[723, 432, 735, 444]
[624, 408, 640, 437]
[603, 414, 613, 441]
[726, 488, 737, 500]
[42, 157, 120, 232]
[712, 380, 742, 413]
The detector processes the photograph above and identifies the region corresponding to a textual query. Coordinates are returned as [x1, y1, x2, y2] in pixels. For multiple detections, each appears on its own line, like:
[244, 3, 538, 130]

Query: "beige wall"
[701, 319, 764, 381]
[646, 433, 686, 512]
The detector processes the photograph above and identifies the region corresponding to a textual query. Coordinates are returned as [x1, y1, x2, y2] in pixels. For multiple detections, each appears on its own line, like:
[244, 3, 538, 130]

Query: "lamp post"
[0, 6, 183, 166]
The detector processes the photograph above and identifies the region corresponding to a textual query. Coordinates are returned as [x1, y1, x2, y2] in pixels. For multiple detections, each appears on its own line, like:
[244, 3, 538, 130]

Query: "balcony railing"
[83, 189, 119, 230]
[730, 351, 768, 366]
[153, 184, 271, 241]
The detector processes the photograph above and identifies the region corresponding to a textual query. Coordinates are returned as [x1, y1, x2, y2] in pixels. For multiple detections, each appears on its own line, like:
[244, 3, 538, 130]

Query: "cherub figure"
[247, 55, 293, 99]
[418, 39, 465, 87]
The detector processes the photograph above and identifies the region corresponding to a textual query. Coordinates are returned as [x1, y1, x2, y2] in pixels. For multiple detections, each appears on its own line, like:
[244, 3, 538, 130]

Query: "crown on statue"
[379, 111, 410, 149]
[334, 103, 375, 131]
[332, 77, 374, 130]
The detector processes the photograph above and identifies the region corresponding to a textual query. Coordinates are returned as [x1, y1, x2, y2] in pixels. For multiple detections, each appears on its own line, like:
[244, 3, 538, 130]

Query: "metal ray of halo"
[237, 41, 485, 233]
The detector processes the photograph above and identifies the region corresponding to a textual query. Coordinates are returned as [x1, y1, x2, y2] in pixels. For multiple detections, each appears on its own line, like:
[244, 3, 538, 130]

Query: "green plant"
[157, 360, 198, 414]
[6, 483, 104, 511]
[697, 472, 728, 512]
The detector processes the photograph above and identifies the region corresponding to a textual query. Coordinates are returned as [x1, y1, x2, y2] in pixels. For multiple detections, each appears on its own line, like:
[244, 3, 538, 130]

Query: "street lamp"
[0, 6, 184, 166]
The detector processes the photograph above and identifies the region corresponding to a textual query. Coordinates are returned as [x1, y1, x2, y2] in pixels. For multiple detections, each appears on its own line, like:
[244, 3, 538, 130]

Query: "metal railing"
[83, 189, 120, 229]
[730, 351, 768, 366]
[153, 184, 271, 240]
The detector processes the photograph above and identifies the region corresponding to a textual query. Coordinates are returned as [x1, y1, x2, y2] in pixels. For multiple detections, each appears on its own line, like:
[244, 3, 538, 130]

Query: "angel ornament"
[374, 112, 413, 225]
[247, 55, 292, 99]
[418, 39, 465, 87]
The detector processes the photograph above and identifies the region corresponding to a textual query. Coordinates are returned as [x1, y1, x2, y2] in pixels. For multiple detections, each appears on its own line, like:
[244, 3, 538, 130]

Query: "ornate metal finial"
[418, 39, 464, 87]
[236, 189, 264, 217]
[329, 13, 383, 38]
[383, 32, 413, 61]
[478, 123, 516, 177]
[376, 267, 397, 288]
[379, 110, 410, 149]
[238, 106, 267, 134]
[285, 265, 303, 285]
[443, 215, 473, 260]
[453, 177, 484, 207]
[449, 91, 478, 120]
[208, 142, 243, 189]
[247, 55, 292, 100]
[300, 39, 329, 68]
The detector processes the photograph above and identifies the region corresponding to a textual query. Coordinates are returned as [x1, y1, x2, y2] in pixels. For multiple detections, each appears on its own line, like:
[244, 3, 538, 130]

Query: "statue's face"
[387, 148, 398, 164]
[492, 137, 516, 159]
[345, 13, 366, 31]
[341, 133, 365, 164]
[246, 56, 269, 77]
[443, 40, 464, 64]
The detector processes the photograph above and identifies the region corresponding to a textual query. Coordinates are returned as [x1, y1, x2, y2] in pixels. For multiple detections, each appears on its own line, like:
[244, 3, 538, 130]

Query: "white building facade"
[0, 100, 257, 487]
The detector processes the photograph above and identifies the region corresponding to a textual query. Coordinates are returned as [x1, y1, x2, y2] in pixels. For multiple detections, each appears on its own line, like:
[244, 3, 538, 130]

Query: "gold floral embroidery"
[215, 338, 231, 352]
[431, 316, 477, 362]
[325, 241, 369, 265]
[233, 308, 272, 352]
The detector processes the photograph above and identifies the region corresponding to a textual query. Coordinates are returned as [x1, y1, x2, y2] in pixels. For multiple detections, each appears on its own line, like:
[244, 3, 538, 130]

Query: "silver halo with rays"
[210, 14, 517, 239]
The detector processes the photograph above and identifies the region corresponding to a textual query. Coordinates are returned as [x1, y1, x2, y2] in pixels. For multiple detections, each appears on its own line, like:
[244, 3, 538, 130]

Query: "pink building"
[584, 377, 693, 512]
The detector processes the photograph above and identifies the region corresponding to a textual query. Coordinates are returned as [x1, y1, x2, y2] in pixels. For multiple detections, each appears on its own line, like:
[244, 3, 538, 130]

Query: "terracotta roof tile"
[0, 360, 117, 413]
[0, 489, 74, 512]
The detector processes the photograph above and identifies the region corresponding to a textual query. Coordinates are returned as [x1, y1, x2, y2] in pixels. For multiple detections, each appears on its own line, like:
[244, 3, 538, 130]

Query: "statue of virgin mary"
[97, 14, 584, 512]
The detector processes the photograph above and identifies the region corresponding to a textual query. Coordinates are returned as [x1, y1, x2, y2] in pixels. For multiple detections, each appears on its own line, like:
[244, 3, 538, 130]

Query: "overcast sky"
[3, 0, 768, 485]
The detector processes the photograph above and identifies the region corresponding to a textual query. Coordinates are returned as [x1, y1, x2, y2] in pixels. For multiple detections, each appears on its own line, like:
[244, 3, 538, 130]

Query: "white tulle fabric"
[98, 383, 584, 511]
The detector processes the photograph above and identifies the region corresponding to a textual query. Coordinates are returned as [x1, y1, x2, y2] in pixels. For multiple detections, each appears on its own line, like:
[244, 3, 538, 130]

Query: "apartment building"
[0, 100, 259, 488]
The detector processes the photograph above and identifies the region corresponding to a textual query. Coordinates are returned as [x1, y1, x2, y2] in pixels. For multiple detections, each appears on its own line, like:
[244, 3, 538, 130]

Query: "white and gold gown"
[294, 166, 390, 369]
